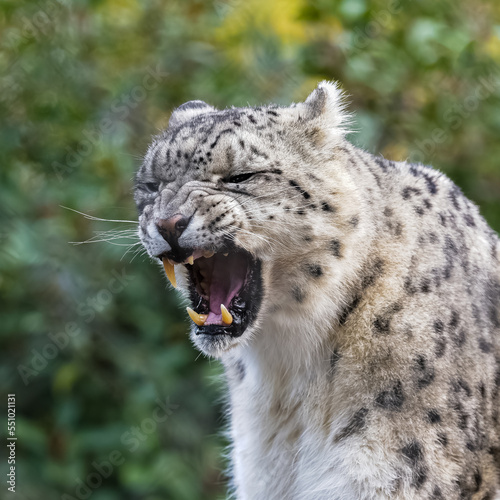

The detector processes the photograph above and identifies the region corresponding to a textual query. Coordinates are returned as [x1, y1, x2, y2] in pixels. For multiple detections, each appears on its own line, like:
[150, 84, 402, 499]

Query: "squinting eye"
[225, 173, 255, 184]
[142, 182, 160, 193]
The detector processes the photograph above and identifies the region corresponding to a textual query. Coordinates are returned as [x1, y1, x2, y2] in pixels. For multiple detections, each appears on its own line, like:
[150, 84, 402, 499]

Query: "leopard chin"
[158, 246, 263, 352]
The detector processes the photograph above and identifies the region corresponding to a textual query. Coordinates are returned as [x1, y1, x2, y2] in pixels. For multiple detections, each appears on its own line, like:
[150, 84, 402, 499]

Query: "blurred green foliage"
[1, 0, 499, 498]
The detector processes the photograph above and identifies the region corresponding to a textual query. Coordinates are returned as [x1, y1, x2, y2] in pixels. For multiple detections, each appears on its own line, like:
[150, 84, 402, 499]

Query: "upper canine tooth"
[186, 307, 208, 326]
[220, 304, 233, 325]
[162, 258, 177, 288]
[186, 255, 194, 265]
[223, 253, 228, 257]
[204, 250, 215, 259]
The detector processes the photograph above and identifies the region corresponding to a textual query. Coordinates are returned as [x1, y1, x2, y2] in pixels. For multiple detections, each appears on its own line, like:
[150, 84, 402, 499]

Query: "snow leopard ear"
[299, 81, 351, 131]
[168, 100, 217, 128]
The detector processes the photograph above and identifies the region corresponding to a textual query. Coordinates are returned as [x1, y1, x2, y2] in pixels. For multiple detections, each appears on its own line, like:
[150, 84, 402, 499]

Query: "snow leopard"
[134, 82, 500, 500]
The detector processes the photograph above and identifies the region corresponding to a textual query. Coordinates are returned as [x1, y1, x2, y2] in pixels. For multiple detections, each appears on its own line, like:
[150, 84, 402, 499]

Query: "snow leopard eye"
[225, 173, 255, 184]
[140, 182, 160, 194]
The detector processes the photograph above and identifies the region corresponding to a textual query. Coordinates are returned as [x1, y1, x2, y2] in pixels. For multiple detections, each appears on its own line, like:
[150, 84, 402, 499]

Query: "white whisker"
[60, 205, 138, 224]
[70, 239, 143, 247]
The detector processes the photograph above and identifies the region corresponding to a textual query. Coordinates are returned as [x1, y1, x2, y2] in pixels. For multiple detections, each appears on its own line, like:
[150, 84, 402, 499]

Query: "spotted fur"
[135, 82, 500, 499]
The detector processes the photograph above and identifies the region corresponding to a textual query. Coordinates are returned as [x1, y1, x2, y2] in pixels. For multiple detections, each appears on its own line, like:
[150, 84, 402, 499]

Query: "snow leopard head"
[135, 82, 353, 356]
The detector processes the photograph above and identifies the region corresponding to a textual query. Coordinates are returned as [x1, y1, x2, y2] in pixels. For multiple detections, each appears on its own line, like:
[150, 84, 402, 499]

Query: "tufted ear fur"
[168, 100, 217, 128]
[297, 81, 352, 133]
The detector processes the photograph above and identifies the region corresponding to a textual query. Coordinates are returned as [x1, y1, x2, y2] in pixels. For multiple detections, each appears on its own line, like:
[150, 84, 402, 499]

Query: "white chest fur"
[224, 337, 397, 500]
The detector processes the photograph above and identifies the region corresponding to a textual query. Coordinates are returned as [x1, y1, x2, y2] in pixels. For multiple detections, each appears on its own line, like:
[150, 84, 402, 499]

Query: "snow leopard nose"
[156, 214, 191, 247]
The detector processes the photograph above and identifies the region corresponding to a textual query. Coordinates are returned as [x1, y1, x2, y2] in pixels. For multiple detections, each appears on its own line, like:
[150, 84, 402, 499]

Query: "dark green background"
[1, 0, 499, 498]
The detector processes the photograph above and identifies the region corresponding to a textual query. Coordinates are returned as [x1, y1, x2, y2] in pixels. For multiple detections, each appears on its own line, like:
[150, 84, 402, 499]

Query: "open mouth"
[159, 249, 262, 338]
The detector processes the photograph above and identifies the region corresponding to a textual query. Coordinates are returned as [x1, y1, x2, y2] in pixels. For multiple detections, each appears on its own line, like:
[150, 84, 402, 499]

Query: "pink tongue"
[204, 255, 246, 325]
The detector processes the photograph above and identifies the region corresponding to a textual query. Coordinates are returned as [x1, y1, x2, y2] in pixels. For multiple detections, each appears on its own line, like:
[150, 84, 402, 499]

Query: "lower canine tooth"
[221, 304, 233, 325]
[162, 258, 177, 288]
[186, 307, 208, 326]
